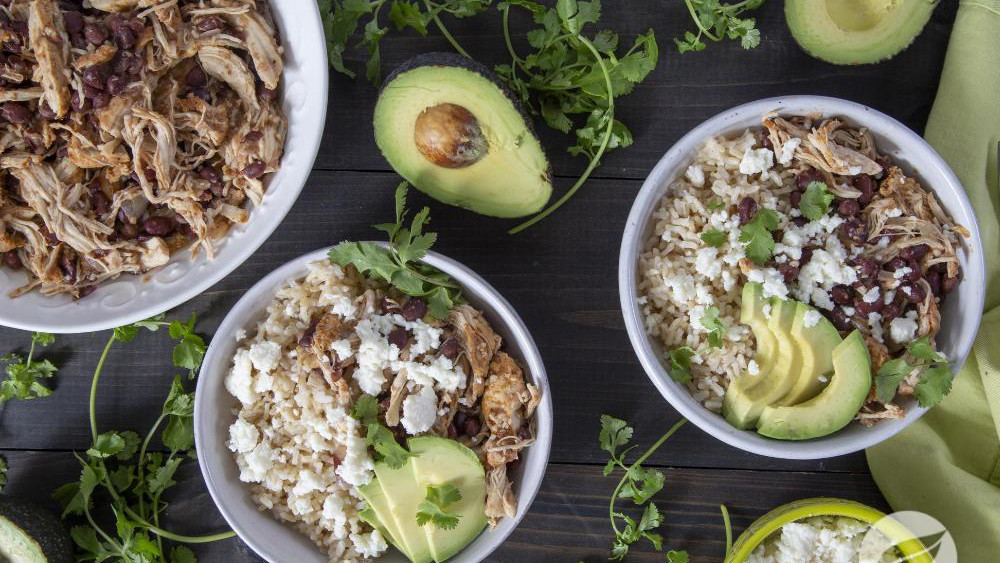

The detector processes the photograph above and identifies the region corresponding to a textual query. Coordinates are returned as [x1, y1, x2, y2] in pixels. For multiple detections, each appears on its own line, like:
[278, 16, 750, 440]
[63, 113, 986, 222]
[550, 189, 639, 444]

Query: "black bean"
[838, 219, 867, 244]
[142, 216, 175, 237]
[453, 410, 468, 431]
[853, 175, 875, 206]
[84, 23, 108, 46]
[242, 130, 263, 143]
[402, 298, 427, 321]
[197, 164, 221, 183]
[899, 244, 929, 261]
[82, 64, 109, 90]
[439, 337, 459, 360]
[70, 92, 91, 112]
[799, 247, 814, 266]
[927, 271, 942, 297]
[831, 284, 852, 306]
[754, 129, 773, 151]
[777, 263, 799, 284]
[901, 283, 926, 304]
[63, 10, 83, 34]
[195, 16, 224, 32]
[795, 168, 824, 190]
[38, 102, 56, 121]
[298, 316, 320, 348]
[836, 198, 860, 217]
[791, 216, 809, 227]
[3, 249, 21, 270]
[881, 303, 901, 322]
[828, 307, 852, 331]
[185, 65, 207, 88]
[113, 26, 135, 50]
[106, 74, 126, 96]
[446, 422, 457, 438]
[192, 87, 211, 102]
[854, 296, 883, 316]
[127, 18, 143, 35]
[464, 417, 481, 437]
[241, 160, 266, 179]
[900, 259, 922, 282]
[388, 326, 409, 349]
[1, 101, 30, 124]
[118, 219, 139, 239]
[789, 190, 802, 208]
[92, 93, 110, 109]
[737, 196, 758, 225]
[378, 297, 402, 315]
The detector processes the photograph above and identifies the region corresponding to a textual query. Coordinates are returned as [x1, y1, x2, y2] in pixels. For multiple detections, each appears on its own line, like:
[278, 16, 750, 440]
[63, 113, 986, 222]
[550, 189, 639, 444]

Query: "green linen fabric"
[867, 1, 1000, 560]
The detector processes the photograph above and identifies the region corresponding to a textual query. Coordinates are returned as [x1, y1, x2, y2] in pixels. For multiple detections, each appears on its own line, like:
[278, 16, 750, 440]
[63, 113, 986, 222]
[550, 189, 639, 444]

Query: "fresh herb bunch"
[350, 394, 413, 468]
[416, 484, 463, 529]
[53, 314, 231, 563]
[329, 182, 463, 319]
[318, 0, 491, 83]
[1, 332, 57, 403]
[675, 0, 765, 53]
[498, 0, 658, 233]
[875, 335, 953, 408]
[599, 415, 733, 559]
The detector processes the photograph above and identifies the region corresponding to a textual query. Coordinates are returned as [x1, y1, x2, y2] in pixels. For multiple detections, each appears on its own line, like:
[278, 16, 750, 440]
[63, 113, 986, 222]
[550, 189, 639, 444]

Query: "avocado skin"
[382, 52, 541, 139]
[0, 495, 73, 563]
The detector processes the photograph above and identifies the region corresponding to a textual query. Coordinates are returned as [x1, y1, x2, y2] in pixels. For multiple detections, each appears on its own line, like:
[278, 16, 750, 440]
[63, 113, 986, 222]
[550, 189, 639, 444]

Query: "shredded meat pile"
[0, 0, 286, 298]
[761, 114, 968, 424]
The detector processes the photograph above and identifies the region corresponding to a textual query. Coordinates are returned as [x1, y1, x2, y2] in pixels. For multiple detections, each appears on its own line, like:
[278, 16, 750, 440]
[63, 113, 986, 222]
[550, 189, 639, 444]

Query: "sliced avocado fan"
[374, 53, 553, 218]
[785, 0, 938, 65]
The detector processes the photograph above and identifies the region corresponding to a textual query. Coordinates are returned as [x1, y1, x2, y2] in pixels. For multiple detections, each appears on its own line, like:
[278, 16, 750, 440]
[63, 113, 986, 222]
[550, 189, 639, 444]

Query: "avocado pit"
[414, 103, 488, 169]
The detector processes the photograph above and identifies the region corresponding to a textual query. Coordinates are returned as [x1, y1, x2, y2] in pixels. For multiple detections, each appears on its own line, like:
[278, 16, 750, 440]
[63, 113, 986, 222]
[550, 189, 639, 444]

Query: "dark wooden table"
[0, 2, 960, 562]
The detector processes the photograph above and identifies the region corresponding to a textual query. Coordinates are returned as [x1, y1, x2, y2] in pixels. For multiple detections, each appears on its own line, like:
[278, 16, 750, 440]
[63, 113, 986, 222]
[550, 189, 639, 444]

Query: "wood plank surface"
[0, 0, 960, 561]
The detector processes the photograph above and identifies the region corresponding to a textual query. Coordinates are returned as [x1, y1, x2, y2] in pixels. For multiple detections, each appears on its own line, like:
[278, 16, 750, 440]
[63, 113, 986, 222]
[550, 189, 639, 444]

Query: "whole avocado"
[374, 52, 553, 219]
[0, 495, 73, 563]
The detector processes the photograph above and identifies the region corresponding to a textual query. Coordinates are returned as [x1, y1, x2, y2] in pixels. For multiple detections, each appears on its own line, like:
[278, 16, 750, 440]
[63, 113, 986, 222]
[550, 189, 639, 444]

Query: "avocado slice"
[786, 0, 938, 65]
[409, 437, 488, 563]
[723, 297, 802, 429]
[358, 480, 407, 556]
[371, 459, 434, 563]
[757, 330, 872, 440]
[776, 302, 844, 406]
[0, 496, 73, 563]
[374, 52, 553, 218]
[721, 284, 779, 427]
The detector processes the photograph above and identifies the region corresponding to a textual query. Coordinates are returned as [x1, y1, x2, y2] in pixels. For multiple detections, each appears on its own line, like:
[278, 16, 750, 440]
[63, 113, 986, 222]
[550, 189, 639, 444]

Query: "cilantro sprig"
[676, 0, 765, 53]
[700, 228, 727, 247]
[875, 336, 953, 408]
[329, 182, 462, 319]
[53, 315, 232, 562]
[699, 306, 727, 348]
[416, 484, 463, 530]
[351, 394, 413, 468]
[738, 207, 780, 265]
[1, 332, 57, 403]
[599, 415, 731, 560]
[500, 0, 658, 233]
[799, 181, 834, 221]
[667, 346, 695, 383]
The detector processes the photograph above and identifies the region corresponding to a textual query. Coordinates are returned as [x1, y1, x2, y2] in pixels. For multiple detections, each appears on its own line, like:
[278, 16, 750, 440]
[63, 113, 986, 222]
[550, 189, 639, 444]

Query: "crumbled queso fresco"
[747, 516, 901, 563]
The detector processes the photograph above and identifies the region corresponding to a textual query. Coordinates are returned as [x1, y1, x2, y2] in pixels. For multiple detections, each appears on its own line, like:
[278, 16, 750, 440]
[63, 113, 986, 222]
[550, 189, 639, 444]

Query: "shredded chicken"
[449, 304, 502, 406]
[0, 0, 286, 298]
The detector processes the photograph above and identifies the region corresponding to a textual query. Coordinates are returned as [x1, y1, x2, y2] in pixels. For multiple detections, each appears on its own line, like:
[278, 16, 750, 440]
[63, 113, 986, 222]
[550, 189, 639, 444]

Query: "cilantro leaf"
[619, 465, 665, 504]
[667, 550, 690, 563]
[907, 336, 946, 364]
[171, 545, 198, 563]
[875, 358, 912, 404]
[799, 181, 835, 221]
[707, 198, 726, 212]
[0, 332, 58, 403]
[739, 208, 780, 265]
[914, 365, 953, 408]
[599, 414, 633, 459]
[667, 347, 695, 383]
[700, 306, 727, 348]
[350, 394, 380, 424]
[700, 228, 727, 247]
[330, 183, 462, 319]
[416, 484, 463, 530]
[87, 431, 126, 459]
[366, 422, 412, 469]
[676, 0, 765, 53]
[168, 314, 207, 377]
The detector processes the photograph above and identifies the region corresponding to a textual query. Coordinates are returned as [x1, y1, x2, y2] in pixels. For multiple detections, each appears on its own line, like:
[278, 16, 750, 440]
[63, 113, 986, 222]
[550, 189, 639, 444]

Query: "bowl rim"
[618, 95, 987, 460]
[0, 0, 329, 334]
[194, 245, 553, 563]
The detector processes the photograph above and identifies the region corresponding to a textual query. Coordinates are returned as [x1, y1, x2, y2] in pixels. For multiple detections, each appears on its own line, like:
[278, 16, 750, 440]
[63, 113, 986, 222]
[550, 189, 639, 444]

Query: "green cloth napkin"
[867, 1, 1000, 559]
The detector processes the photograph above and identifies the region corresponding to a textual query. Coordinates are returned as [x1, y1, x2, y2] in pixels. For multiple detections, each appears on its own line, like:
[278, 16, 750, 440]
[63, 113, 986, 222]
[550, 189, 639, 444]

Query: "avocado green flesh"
[358, 481, 407, 556]
[776, 303, 843, 406]
[374, 59, 553, 218]
[722, 284, 779, 428]
[409, 437, 488, 563]
[371, 460, 434, 563]
[785, 0, 937, 65]
[757, 330, 872, 440]
[723, 297, 802, 429]
[0, 515, 47, 563]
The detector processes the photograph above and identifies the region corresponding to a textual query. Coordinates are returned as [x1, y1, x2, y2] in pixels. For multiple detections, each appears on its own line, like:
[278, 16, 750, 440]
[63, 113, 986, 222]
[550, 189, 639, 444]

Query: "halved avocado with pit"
[374, 53, 553, 218]
[785, 0, 938, 65]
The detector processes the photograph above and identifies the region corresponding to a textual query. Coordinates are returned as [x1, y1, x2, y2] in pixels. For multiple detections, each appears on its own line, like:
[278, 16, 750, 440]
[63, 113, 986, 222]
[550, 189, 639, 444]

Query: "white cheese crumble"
[893, 267, 912, 280]
[228, 418, 259, 453]
[889, 311, 919, 344]
[862, 286, 880, 304]
[401, 385, 438, 434]
[225, 349, 256, 406]
[748, 267, 789, 300]
[685, 164, 705, 186]
[739, 147, 774, 175]
[248, 341, 281, 375]
[803, 309, 822, 328]
[868, 312, 884, 344]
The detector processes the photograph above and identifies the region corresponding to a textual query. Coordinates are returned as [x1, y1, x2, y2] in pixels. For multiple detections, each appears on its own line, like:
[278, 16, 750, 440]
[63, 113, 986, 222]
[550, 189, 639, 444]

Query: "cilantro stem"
[422, 0, 470, 58]
[136, 414, 168, 521]
[508, 34, 615, 235]
[607, 419, 687, 536]
[121, 512, 236, 544]
[89, 335, 117, 441]
[683, 0, 723, 42]
[721, 504, 733, 558]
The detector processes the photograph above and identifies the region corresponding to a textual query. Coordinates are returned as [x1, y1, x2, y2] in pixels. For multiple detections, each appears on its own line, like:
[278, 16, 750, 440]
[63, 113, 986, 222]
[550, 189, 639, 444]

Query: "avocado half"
[374, 53, 553, 218]
[0, 495, 73, 563]
[785, 0, 939, 65]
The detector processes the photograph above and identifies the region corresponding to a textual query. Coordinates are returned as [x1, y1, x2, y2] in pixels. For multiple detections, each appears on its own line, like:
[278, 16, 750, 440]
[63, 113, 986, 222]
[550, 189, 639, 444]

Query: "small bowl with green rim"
[725, 498, 932, 563]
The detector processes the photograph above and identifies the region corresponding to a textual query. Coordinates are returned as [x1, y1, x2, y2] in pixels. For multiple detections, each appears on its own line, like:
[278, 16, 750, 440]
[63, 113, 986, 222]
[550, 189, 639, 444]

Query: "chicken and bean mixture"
[0, 0, 286, 298]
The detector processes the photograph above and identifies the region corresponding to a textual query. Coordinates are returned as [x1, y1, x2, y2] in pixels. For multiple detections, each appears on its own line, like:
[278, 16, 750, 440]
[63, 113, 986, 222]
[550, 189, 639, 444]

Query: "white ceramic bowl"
[619, 96, 986, 460]
[0, 0, 328, 333]
[195, 247, 553, 563]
